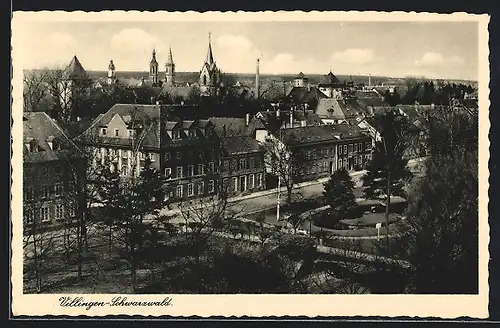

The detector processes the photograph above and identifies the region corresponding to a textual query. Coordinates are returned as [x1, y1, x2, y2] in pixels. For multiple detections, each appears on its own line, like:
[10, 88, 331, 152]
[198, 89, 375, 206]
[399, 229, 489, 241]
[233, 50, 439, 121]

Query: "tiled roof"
[319, 71, 341, 85]
[221, 136, 263, 155]
[315, 98, 345, 119]
[62, 56, 88, 80]
[279, 123, 369, 146]
[287, 86, 327, 103]
[23, 112, 81, 163]
[355, 90, 381, 98]
[76, 104, 163, 149]
[356, 97, 390, 109]
[208, 117, 248, 137]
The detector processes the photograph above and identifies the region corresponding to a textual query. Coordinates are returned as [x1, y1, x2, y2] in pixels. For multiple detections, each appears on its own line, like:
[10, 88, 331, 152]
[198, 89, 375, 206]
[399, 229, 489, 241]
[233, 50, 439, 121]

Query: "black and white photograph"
[11, 11, 490, 318]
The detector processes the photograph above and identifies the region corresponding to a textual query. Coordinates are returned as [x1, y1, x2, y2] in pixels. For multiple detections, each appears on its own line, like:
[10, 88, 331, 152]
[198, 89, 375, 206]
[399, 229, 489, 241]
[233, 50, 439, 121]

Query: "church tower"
[149, 49, 159, 85]
[165, 46, 175, 87]
[199, 32, 220, 92]
[107, 59, 116, 85]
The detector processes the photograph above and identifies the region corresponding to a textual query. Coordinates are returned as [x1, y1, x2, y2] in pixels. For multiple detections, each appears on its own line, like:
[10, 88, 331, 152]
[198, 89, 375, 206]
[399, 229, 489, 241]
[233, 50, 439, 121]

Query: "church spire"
[205, 32, 214, 65]
[166, 46, 174, 65]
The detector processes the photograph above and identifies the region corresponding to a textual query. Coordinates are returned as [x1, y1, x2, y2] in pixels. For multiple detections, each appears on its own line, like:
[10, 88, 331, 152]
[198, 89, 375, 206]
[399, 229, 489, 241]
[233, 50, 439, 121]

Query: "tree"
[185, 85, 202, 104]
[397, 107, 478, 293]
[323, 168, 360, 224]
[362, 110, 413, 249]
[23, 70, 51, 112]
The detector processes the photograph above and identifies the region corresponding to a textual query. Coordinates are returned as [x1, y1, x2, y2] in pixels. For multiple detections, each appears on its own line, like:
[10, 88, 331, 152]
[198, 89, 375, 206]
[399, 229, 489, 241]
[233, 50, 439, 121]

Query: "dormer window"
[101, 128, 107, 136]
[127, 129, 135, 138]
[114, 129, 119, 137]
[172, 130, 181, 140]
[188, 129, 196, 138]
[25, 143, 31, 152]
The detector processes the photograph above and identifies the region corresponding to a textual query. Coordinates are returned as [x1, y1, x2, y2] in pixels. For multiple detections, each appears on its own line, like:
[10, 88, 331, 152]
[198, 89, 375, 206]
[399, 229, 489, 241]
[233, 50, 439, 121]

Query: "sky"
[20, 21, 479, 80]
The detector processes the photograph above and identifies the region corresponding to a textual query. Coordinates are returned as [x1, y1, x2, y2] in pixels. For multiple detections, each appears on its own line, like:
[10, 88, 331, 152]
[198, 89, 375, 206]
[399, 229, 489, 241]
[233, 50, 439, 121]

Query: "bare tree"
[23, 70, 50, 112]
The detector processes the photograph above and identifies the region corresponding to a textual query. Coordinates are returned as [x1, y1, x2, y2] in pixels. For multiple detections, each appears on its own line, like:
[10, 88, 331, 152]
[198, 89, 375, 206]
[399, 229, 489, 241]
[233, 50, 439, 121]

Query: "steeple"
[166, 46, 174, 65]
[149, 48, 159, 84]
[205, 32, 215, 65]
[165, 46, 176, 87]
[107, 59, 116, 85]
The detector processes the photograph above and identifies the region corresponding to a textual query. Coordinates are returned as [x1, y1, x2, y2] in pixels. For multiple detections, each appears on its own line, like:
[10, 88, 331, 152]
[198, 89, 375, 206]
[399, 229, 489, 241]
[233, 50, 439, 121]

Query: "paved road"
[162, 157, 423, 226]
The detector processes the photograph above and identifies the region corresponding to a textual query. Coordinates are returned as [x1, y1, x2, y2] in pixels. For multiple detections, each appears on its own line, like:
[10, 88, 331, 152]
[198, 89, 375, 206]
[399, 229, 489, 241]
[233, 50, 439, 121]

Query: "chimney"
[307, 84, 311, 92]
[289, 111, 293, 126]
[255, 59, 260, 99]
[245, 113, 250, 126]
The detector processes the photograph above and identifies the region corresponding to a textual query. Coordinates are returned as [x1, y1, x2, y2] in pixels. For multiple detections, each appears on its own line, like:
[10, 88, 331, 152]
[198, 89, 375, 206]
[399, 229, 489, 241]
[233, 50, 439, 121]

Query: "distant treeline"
[382, 81, 477, 106]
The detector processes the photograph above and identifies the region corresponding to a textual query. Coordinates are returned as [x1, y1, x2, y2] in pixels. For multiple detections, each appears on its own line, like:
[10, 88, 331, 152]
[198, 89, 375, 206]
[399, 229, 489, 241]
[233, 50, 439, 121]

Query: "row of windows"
[222, 173, 264, 193]
[101, 127, 135, 138]
[300, 141, 372, 160]
[164, 150, 211, 161]
[96, 148, 156, 162]
[24, 182, 70, 201]
[175, 179, 216, 198]
[165, 163, 209, 180]
[24, 203, 76, 224]
[338, 142, 372, 155]
[222, 157, 262, 171]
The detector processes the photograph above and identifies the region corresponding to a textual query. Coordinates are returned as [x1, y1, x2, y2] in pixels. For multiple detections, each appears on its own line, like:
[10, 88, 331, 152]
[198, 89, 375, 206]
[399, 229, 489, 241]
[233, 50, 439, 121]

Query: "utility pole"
[276, 107, 282, 222]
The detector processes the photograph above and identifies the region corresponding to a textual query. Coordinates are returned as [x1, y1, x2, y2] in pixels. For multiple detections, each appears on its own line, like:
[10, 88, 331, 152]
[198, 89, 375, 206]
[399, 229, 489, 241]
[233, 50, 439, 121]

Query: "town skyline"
[21, 21, 478, 81]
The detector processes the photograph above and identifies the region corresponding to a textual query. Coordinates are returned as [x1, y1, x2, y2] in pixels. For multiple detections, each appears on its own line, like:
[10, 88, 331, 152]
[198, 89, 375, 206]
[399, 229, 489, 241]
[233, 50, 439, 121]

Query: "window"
[311, 149, 317, 159]
[122, 166, 129, 176]
[165, 152, 171, 161]
[187, 150, 193, 158]
[149, 153, 155, 161]
[173, 130, 181, 140]
[187, 183, 194, 196]
[198, 164, 205, 175]
[208, 180, 215, 193]
[101, 128, 107, 136]
[248, 174, 255, 189]
[54, 164, 62, 174]
[188, 129, 196, 138]
[24, 186, 34, 201]
[254, 157, 261, 168]
[256, 173, 263, 187]
[176, 185, 183, 198]
[344, 159, 348, 169]
[359, 143, 363, 152]
[232, 177, 238, 192]
[338, 158, 342, 169]
[223, 160, 230, 171]
[348, 144, 353, 154]
[230, 159, 237, 171]
[187, 165, 194, 177]
[331, 148, 335, 156]
[365, 141, 372, 150]
[208, 161, 214, 173]
[343, 145, 347, 154]
[338, 145, 343, 155]
[165, 168, 172, 179]
[127, 129, 134, 138]
[114, 129, 119, 137]
[249, 157, 255, 168]
[43, 166, 50, 176]
[358, 155, 363, 166]
[25, 208, 34, 224]
[239, 158, 248, 170]
[354, 156, 358, 165]
[109, 149, 116, 159]
[54, 182, 63, 196]
[176, 151, 182, 159]
[41, 185, 51, 199]
[69, 204, 76, 218]
[197, 181, 204, 195]
[222, 178, 229, 191]
[41, 207, 50, 222]
[176, 166, 183, 179]
[54, 204, 64, 220]
[354, 143, 358, 152]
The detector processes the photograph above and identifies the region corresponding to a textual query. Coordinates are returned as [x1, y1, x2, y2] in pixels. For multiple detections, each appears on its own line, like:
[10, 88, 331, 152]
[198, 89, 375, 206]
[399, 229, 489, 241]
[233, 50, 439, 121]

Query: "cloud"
[261, 53, 319, 75]
[110, 28, 165, 57]
[331, 49, 381, 65]
[449, 55, 465, 64]
[215, 34, 263, 73]
[414, 52, 444, 66]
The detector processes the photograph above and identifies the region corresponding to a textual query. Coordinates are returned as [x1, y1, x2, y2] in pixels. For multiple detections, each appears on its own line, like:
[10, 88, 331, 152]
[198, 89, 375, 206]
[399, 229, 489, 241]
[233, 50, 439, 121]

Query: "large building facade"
[23, 112, 85, 233]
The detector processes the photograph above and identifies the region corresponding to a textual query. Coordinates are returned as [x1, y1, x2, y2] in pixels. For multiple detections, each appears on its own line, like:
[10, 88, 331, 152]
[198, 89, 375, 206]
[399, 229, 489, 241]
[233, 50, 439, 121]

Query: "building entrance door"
[329, 161, 334, 174]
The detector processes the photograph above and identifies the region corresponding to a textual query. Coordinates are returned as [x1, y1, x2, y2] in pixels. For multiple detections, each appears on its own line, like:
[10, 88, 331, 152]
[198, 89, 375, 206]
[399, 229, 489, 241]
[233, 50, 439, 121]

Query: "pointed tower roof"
[166, 46, 174, 65]
[63, 55, 88, 80]
[108, 59, 115, 70]
[150, 49, 158, 65]
[320, 70, 341, 85]
[205, 32, 215, 65]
